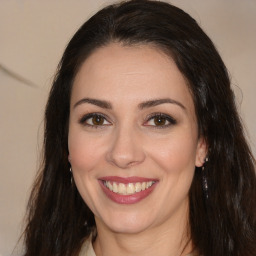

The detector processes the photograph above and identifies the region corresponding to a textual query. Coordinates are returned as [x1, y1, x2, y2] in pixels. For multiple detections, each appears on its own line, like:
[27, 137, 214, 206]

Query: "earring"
[202, 157, 209, 199]
[69, 167, 73, 185]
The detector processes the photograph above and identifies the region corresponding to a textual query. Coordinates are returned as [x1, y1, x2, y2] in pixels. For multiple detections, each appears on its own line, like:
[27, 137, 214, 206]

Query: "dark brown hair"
[23, 1, 256, 255]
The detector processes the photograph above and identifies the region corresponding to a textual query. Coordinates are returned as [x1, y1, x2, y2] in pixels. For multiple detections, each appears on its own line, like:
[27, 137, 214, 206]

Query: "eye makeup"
[144, 112, 177, 128]
[79, 112, 111, 128]
[78, 111, 177, 130]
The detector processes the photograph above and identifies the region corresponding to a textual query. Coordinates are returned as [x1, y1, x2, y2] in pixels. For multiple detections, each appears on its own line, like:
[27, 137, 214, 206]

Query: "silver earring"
[202, 157, 209, 199]
[70, 167, 73, 185]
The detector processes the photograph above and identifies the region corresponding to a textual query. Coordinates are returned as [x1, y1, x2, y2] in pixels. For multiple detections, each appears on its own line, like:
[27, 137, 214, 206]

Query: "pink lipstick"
[99, 176, 158, 204]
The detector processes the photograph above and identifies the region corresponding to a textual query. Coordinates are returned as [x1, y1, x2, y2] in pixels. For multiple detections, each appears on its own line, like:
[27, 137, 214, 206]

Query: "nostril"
[105, 128, 146, 168]
[106, 144, 146, 168]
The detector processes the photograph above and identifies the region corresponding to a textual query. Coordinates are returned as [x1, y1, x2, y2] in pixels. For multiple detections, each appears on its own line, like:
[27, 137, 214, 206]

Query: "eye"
[79, 113, 111, 127]
[144, 113, 177, 128]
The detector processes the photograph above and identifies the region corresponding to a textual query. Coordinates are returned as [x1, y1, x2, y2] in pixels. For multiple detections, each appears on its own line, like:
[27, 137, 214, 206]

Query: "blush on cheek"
[150, 137, 196, 175]
[69, 139, 101, 173]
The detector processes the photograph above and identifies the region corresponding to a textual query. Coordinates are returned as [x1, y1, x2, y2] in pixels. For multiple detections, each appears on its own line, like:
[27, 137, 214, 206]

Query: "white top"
[79, 238, 96, 256]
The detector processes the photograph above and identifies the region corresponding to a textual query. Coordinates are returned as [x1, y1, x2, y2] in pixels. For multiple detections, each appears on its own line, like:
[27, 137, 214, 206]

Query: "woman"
[23, 1, 256, 255]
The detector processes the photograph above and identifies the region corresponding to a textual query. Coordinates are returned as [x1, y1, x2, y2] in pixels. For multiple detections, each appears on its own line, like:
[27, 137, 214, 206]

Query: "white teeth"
[147, 181, 153, 188]
[113, 182, 118, 193]
[104, 181, 155, 195]
[118, 183, 127, 195]
[135, 182, 142, 192]
[106, 181, 113, 191]
[126, 183, 135, 194]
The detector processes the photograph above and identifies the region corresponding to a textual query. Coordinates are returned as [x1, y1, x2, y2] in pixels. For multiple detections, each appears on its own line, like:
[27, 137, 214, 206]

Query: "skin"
[68, 43, 207, 256]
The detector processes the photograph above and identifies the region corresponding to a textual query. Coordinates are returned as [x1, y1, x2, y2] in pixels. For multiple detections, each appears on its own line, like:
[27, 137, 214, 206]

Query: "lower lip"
[99, 181, 157, 204]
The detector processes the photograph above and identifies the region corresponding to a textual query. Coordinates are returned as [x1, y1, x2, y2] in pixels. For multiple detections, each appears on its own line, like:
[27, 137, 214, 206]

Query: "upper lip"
[99, 176, 158, 184]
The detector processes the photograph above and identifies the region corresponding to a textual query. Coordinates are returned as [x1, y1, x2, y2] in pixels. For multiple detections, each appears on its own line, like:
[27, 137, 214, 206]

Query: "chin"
[108, 222, 150, 234]
[96, 212, 154, 235]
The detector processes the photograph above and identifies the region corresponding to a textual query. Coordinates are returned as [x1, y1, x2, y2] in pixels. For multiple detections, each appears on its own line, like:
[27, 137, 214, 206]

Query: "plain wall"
[0, 1, 255, 255]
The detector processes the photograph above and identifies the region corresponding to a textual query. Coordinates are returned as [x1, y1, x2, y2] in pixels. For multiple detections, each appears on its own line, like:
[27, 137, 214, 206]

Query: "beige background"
[0, 1, 255, 255]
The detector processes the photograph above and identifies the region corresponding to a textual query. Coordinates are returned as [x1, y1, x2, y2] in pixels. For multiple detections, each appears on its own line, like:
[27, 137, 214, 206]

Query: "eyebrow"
[73, 97, 186, 110]
[73, 98, 112, 109]
[138, 98, 186, 110]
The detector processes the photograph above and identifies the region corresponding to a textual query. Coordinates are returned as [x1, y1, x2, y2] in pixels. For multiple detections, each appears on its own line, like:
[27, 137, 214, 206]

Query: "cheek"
[147, 132, 198, 174]
[68, 129, 106, 173]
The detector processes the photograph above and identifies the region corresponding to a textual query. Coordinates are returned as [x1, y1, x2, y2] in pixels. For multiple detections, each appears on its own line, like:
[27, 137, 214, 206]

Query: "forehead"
[71, 43, 194, 111]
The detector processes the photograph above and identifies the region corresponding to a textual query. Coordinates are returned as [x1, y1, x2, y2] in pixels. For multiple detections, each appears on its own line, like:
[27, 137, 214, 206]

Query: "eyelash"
[79, 113, 111, 129]
[79, 112, 177, 129]
[144, 112, 177, 128]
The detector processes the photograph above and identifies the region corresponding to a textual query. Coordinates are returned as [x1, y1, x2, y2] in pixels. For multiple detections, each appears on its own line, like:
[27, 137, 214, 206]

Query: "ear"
[195, 137, 208, 167]
[68, 155, 71, 163]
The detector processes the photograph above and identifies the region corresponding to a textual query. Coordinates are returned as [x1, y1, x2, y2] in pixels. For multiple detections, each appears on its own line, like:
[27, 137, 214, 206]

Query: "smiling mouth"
[103, 181, 156, 195]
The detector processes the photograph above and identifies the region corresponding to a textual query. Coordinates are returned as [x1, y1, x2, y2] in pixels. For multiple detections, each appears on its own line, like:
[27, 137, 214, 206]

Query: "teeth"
[147, 181, 153, 188]
[104, 181, 155, 195]
[118, 183, 127, 195]
[106, 181, 113, 191]
[113, 182, 118, 193]
[135, 182, 142, 192]
[127, 183, 134, 194]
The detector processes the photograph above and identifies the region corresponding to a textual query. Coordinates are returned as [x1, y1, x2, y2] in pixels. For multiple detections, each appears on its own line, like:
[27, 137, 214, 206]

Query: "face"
[68, 43, 207, 235]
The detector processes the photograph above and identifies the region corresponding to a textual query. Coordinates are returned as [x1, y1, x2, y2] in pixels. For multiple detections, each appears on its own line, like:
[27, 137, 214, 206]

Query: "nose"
[106, 125, 146, 169]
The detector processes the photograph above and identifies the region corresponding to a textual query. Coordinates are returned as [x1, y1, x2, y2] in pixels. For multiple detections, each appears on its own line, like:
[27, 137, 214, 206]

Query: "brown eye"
[144, 113, 177, 128]
[154, 116, 167, 126]
[92, 115, 104, 125]
[80, 113, 111, 127]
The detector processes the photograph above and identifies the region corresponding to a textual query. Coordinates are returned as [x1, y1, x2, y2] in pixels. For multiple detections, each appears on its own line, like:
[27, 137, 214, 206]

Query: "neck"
[93, 207, 193, 256]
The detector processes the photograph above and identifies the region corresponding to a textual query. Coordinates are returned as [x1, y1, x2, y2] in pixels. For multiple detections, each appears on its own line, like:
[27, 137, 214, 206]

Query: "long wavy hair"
[23, 1, 256, 255]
